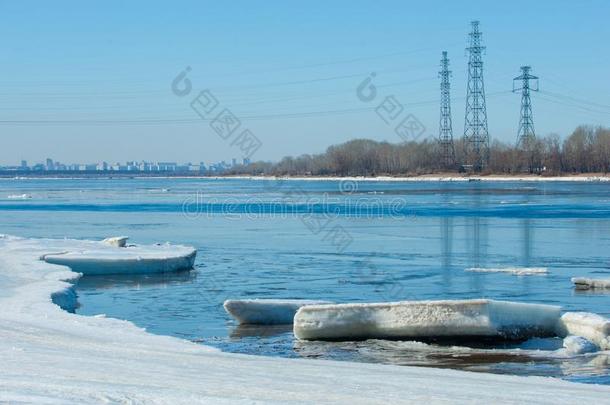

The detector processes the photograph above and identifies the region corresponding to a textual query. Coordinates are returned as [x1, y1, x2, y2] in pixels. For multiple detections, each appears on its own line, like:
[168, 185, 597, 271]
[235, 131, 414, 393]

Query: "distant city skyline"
[0, 157, 251, 173]
[1, 1, 609, 164]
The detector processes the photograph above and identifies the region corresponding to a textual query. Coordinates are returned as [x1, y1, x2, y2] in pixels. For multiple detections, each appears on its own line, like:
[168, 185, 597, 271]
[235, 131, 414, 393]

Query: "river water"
[1, 178, 609, 384]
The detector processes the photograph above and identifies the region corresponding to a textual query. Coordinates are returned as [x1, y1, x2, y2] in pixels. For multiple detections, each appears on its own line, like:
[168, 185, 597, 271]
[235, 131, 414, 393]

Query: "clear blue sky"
[1, 0, 609, 165]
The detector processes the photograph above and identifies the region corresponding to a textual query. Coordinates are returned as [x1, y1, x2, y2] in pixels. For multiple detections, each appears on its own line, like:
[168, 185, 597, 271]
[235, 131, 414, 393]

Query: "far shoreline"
[2, 173, 610, 182]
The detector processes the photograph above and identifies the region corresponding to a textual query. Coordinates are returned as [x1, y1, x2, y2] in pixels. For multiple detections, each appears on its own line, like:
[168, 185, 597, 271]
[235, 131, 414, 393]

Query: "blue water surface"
[1, 178, 609, 384]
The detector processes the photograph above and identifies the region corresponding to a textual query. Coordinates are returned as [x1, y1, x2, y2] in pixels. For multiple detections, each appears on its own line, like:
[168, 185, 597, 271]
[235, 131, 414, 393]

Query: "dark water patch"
[3, 201, 610, 219]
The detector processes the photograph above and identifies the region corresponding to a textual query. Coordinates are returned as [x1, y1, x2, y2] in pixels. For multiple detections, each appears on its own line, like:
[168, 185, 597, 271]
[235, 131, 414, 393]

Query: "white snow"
[224, 299, 332, 325]
[1, 235, 610, 404]
[563, 336, 599, 355]
[222, 175, 610, 183]
[101, 235, 129, 247]
[466, 267, 548, 276]
[572, 277, 610, 289]
[556, 312, 610, 350]
[40, 238, 196, 275]
[293, 299, 562, 341]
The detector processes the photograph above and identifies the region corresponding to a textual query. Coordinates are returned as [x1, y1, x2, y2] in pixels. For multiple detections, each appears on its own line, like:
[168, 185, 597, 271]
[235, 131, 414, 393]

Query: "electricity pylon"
[438, 51, 455, 168]
[513, 66, 539, 149]
[463, 20, 490, 171]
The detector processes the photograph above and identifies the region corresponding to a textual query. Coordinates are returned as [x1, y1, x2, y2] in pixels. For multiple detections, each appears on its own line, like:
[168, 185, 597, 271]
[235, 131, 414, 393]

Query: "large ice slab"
[556, 312, 610, 350]
[224, 299, 332, 325]
[41, 239, 196, 275]
[294, 299, 561, 341]
[572, 277, 610, 290]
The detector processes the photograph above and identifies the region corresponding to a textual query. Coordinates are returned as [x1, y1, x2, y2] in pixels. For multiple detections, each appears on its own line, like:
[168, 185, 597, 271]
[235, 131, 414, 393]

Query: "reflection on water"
[440, 216, 453, 289]
[522, 218, 533, 267]
[76, 270, 198, 290]
[229, 324, 293, 339]
[3, 178, 609, 384]
[215, 332, 610, 385]
[440, 185, 453, 291]
[574, 288, 610, 296]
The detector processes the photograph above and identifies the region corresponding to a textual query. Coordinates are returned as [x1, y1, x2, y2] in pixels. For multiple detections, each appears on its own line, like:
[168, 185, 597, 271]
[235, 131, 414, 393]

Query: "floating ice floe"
[224, 299, 332, 325]
[6, 193, 32, 199]
[466, 267, 548, 276]
[40, 238, 196, 275]
[293, 299, 561, 341]
[556, 312, 610, 350]
[571, 277, 610, 290]
[563, 335, 599, 355]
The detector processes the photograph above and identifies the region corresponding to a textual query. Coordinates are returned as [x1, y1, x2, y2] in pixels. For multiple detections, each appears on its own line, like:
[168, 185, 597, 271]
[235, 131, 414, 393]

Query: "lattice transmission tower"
[463, 20, 490, 171]
[438, 51, 455, 167]
[513, 66, 539, 149]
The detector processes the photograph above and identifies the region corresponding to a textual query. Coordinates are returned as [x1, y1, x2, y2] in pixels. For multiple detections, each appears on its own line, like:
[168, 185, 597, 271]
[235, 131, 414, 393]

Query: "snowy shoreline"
[2, 235, 610, 403]
[5, 174, 610, 182]
[224, 175, 610, 183]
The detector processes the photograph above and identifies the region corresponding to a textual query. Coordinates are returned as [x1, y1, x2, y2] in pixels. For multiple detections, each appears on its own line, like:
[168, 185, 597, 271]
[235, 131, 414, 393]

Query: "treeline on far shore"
[227, 125, 610, 176]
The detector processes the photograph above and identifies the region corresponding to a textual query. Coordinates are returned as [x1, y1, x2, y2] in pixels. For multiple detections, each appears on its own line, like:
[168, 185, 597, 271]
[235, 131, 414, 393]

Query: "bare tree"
[228, 125, 610, 177]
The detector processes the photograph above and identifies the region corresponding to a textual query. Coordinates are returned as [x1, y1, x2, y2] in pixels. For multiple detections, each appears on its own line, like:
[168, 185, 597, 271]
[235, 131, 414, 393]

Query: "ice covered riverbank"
[2, 235, 610, 404]
[233, 174, 610, 183]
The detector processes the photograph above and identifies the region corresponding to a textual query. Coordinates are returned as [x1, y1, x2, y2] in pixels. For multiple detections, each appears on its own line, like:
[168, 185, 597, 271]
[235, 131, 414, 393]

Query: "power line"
[538, 90, 610, 112]
[534, 93, 610, 116]
[0, 90, 521, 126]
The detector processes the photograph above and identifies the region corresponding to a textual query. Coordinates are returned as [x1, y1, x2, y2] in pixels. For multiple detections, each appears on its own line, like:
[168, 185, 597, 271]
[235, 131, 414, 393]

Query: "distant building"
[157, 162, 177, 171]
[8, 158, 240, 174]
[188, 162, 206, 172]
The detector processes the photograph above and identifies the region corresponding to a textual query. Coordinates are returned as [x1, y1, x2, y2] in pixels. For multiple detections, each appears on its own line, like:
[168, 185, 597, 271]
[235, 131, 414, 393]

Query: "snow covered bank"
[8, 174, 610, 182]
[572, 277, 610, 290]
[224, 299, 332, 325]
[219, 174, 610, 183]
[1, 236, 610, 403]
[40, 238, 196, 275]
[293, 299, 561, 341]
[466, 267, 548, 276]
